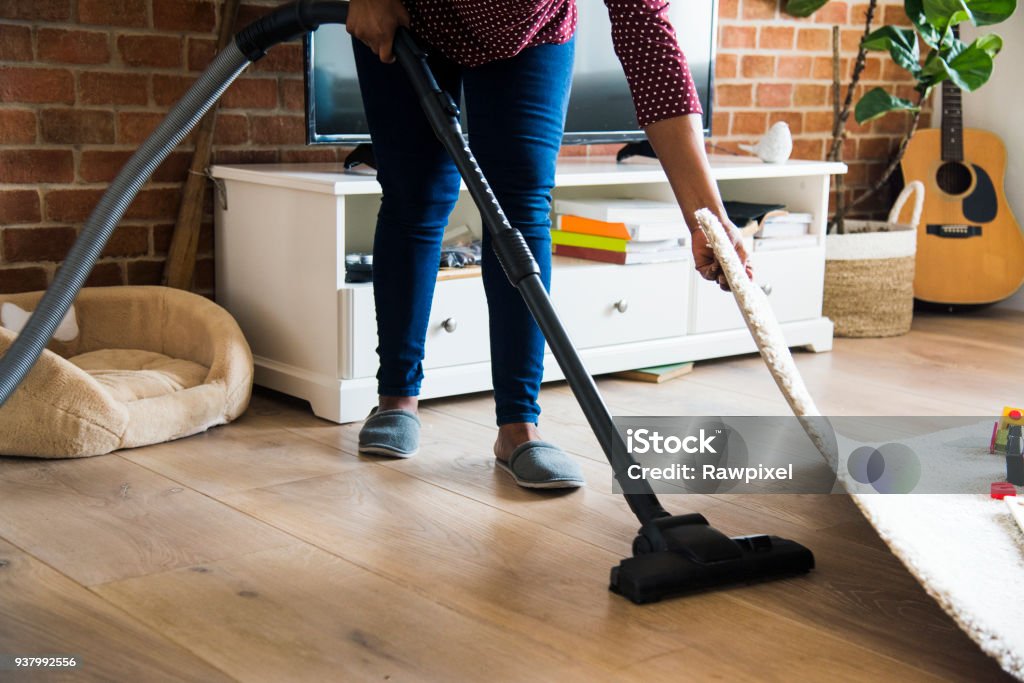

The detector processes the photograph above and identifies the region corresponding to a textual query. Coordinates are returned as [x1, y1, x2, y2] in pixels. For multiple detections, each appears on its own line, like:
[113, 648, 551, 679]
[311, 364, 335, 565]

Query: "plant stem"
[831, 25, 845, 234]
[847, 89, 927, 212]
[828, 0, 877, 163]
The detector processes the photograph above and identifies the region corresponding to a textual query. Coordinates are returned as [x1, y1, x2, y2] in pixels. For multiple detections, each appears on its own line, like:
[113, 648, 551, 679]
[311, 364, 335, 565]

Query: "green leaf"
[947, 39, 996, 89]
[973, 32, 1004, 56]
[854, 88, 921, 124]
[784, 0, 830, 16]
[905, 0, 944, 47]
[922, 0, 974, 27]
[965, 0, 1016, 25]
[862, 26, 921, 74]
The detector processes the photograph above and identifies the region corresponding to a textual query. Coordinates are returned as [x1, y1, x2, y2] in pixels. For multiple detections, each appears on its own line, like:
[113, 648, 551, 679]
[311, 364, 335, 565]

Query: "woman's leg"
[462, 39, 575, 450]
[353, 38, 462, 408]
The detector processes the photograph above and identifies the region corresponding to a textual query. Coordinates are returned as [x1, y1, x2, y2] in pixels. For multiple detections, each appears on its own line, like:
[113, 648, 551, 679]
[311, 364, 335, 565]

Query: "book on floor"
[556, 214, 688, 242]
[612, 361, 695, 383]
[552, 198, 683, 224]
[553, 244, 688, 264]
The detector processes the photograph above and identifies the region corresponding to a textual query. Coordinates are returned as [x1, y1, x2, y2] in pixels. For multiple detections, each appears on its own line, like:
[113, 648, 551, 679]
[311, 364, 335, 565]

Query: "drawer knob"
[760, 282, 773, 296]
[441, 317, 458, 333]
[613, 299, 629, 313]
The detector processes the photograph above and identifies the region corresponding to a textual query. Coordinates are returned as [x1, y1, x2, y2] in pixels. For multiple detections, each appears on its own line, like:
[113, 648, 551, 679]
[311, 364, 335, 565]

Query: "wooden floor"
[1, 307, 1021, 682]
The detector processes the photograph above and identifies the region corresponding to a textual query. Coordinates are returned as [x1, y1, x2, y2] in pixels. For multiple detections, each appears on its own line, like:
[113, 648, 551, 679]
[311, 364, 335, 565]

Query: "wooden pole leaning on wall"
[163, 0, 241, 290]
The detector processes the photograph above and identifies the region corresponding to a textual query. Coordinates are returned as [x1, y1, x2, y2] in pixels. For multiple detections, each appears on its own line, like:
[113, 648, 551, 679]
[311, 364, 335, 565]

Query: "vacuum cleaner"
[0, 0, 814, 603]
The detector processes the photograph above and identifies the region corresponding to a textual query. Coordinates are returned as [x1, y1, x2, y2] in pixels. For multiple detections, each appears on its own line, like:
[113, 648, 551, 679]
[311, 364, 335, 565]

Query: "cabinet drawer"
[689, 247, 824, 334]
[551, 258, 689, 349]
[341, 277, 490, 379]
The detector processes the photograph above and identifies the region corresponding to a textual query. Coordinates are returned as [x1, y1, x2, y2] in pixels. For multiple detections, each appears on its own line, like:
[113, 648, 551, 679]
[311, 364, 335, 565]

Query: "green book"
[550, 230, 681, 254]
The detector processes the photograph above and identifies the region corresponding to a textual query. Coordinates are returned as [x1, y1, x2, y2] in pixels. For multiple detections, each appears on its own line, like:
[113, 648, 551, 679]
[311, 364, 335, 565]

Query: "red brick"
[805, 110, 835, 133]
[251, 43, 303, 73]
[43, 188, 103, 222]
[153, 0, 216, 32]
[0, 266, 48, 293]
[813, 1, 849, 23]
[883, 3, 912, 26]
[813, 56, 847, 80]
[193, 256, 213, 290]
[757, 83, 792, 107]
[841, 28, 862, 52]
[720, 25, 756, 49]
[715, 53, 738, 79]
[78, 71, 149, 105]
[85, 261, 123, 287]
[40, 108, 114, 144]
[212, 148, 277, 165]
[741, 55, 775, 78]
[718, 0, 740, 18]
[152, 74, 197, 107]
[280, 79, 304, 111]
[0, 190, 40, 223]
[152, 223, 175, 255]
[794, 84, 828, 107]
[101, 225, 149, 257]
[0, 24, 31, 60]
[213, 113, 249, 145]
[186, 37, 216, 71]
[3, 226, 76, 262]
[777, 56, 812, 79]
[769, 111, 803, 134]
[250, 115, 304, 145]
[882, 60, 915, 82]
[221, 78, 278, 109]
[125, 188, 181, 220]
[797, 28, 831, 52]
[125, 259, 164, 285]
[859, 135, 897, 159]
[118, 35, 184, 68]
[860, 57, 882, 81]
[792, 138, 824, 159]
[0, 67, 74, 103]
[117, 111, 167, 144]
[742, 0, 778, 19]
[732, 111, 767, 135]
[0, 0, 70, 21]
[716, 84, 753, 107]
[0, 149, 73, 183]
[710, 111, 730, 137]
[37, 28, 110, 65]
[758, 26, 794, 50]
[281, 148, 342, 164]
[0, 109, 36, 144]
[77, 0, 147, 27]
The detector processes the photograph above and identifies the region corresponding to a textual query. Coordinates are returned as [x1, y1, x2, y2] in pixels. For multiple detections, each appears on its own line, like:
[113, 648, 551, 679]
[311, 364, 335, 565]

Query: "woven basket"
[823, 181, 925, 338]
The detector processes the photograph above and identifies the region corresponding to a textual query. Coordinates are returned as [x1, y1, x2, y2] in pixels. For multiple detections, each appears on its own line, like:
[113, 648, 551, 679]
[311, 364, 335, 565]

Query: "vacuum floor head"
[609, 515, 814, 604]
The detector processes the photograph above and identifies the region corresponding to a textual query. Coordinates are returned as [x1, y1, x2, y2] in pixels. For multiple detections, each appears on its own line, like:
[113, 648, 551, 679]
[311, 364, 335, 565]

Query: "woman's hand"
[691, 217, 753, 291]
[346, 0, 410, 63]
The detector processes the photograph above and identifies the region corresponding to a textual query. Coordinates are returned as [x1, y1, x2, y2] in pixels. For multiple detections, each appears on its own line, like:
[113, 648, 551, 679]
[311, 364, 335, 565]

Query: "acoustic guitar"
[901, 80, 1024, 304]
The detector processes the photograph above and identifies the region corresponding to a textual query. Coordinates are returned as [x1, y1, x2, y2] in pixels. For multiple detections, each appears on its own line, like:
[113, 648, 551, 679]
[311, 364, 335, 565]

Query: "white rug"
[840, 422, 1024, 679]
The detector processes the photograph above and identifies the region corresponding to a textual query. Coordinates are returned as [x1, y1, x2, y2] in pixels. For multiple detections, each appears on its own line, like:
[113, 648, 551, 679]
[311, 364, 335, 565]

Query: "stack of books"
[753, 212, 816, 251]
[551, 198, 689, 265]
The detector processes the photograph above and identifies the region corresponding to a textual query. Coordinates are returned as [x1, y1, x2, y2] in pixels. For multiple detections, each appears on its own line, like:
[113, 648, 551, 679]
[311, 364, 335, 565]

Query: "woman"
[349, 0, 751, 489]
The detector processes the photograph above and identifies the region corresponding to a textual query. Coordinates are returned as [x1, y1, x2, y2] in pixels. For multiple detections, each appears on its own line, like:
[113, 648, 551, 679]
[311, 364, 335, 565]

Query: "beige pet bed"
[0, 286, 253, 457]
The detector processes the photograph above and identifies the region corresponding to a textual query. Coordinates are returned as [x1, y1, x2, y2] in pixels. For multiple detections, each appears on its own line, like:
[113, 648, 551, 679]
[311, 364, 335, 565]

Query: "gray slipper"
[496, 440, 585, 489]
[358, 407, 420, 458]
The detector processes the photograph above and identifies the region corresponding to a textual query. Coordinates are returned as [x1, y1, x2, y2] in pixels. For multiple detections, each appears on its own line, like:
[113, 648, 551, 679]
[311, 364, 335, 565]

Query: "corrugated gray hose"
[0, 44, 250, 407]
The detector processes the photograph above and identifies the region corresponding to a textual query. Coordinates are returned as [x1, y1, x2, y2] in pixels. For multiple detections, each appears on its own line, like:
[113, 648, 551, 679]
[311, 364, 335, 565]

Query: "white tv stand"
[212, 156, 844, 423]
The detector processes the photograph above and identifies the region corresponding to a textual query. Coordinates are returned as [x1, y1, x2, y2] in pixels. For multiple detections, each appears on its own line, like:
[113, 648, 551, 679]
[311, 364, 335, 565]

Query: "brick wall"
[0, 0, 924, 295]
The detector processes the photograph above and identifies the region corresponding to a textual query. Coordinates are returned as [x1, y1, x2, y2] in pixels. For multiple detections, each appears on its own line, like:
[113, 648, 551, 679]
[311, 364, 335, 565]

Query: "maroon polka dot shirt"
[407, 0, 702, 127]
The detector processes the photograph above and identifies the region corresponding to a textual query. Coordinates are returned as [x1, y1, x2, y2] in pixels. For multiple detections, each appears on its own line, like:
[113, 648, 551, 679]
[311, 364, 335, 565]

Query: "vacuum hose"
[0, 1, 349, 407]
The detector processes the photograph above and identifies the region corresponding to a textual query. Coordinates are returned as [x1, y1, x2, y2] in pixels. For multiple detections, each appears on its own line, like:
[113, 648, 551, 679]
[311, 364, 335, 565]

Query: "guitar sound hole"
[935, 161, 972, 195]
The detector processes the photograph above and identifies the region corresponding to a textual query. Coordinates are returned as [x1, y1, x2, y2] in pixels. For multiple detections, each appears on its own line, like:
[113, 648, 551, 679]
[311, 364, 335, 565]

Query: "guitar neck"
[941, 81, 964, 162]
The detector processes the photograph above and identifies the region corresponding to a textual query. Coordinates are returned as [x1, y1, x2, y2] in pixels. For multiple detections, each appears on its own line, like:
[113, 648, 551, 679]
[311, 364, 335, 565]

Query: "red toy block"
[991, 482, 1017, 500]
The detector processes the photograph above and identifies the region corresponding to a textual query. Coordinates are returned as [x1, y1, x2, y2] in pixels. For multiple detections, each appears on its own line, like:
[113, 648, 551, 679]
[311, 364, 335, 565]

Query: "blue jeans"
[353, 36, 574, 426]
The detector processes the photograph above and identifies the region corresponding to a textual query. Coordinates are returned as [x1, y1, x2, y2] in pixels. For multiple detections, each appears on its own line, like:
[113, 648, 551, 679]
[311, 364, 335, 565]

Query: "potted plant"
[784, 0, 1014, 336]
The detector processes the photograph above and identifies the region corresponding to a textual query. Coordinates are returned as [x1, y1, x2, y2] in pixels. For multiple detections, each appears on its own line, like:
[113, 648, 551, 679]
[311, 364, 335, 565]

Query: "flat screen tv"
[304, 0, 718, 145]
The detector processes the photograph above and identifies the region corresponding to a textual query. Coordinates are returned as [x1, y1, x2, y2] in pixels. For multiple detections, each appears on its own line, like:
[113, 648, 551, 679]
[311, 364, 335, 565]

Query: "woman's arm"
[646, 114, 753, 289]
[603, 0, 752, 289]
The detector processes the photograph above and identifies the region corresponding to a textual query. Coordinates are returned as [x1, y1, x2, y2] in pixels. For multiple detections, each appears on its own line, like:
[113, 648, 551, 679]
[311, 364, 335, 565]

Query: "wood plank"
[0, 537, 231, 682]
[97, 543, 594, 682]
[0, 454, 294, 586]
[220, 467, 943, 680]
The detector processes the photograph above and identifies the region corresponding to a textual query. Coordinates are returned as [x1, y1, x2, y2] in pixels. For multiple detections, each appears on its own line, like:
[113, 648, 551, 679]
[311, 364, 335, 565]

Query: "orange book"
[558, 215, 631, 239]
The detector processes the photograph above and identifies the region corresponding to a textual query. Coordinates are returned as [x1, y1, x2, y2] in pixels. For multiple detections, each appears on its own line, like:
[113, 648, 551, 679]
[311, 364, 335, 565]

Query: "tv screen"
[304, 0, 717, 145]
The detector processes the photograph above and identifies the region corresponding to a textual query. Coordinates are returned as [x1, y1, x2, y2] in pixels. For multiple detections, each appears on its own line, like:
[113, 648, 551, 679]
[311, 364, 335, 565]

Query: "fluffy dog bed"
[0, 286, 253, 457]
